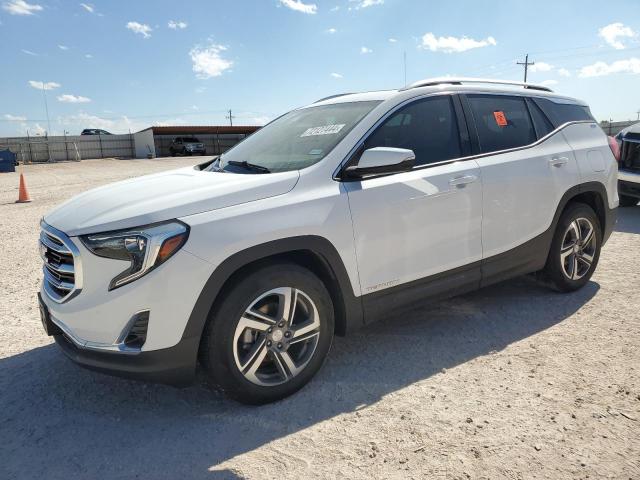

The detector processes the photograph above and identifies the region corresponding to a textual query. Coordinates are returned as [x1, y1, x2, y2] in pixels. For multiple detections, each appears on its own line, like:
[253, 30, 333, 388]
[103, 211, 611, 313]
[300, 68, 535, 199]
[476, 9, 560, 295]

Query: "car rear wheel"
[619, 194, 638, 207]
[200, 263, 334, 404]
[543, 202, 601, 292]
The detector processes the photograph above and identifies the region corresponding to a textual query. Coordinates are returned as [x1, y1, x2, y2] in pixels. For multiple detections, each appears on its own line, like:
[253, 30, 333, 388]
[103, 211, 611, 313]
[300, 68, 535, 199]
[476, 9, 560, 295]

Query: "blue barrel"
[0, 149, 16, 173]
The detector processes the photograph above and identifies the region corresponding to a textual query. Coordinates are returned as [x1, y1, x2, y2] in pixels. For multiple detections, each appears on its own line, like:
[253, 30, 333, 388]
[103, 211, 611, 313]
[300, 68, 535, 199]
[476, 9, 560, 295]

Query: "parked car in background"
[81, 129, 113, 135]
[615, 122, 640, 207]
[169, 137, 206, 156]
[38, 77, 618, 404]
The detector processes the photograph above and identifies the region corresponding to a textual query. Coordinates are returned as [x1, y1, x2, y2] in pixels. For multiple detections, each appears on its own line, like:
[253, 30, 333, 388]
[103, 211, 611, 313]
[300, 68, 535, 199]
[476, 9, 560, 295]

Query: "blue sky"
[1, 0, 640, 136]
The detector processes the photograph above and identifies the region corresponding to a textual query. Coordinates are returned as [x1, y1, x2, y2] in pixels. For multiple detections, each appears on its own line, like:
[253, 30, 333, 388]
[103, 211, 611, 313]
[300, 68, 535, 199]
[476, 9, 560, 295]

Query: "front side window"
[467, 94, 536, 154]
[362, 96, 461, 166]
[212, 101, 381, 173]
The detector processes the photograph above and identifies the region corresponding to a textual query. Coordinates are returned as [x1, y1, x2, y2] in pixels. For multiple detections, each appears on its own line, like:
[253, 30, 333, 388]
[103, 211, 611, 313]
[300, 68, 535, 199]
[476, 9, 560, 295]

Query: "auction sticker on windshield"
[300, 124, 346, 137]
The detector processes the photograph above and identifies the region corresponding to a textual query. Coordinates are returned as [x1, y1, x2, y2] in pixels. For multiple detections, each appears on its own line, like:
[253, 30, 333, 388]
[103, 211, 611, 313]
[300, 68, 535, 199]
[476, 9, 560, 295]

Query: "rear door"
[344, 94, 483, 300]
[462, 94, 579, 260]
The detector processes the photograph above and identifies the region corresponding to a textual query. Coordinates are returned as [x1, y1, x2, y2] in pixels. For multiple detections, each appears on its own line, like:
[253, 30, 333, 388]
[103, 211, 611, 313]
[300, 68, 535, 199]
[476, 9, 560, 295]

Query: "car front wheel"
[200, 263, 334, 404]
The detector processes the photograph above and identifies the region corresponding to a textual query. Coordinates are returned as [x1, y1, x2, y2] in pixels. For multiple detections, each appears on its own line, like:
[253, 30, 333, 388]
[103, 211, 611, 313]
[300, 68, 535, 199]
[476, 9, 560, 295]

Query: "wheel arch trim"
[181, 235, 364, 349]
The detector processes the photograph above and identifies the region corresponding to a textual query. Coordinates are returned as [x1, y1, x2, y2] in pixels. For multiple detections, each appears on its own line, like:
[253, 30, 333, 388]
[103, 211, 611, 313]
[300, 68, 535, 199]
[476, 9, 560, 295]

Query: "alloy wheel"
[232, 287, 321, 386]
[560, 217, 597, 281]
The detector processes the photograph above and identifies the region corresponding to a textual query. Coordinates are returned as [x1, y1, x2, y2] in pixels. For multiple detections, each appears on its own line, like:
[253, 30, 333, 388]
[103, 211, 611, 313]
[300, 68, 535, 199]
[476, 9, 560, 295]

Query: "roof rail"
[313, 93, 355, 104]
[401, 77, 553, 93]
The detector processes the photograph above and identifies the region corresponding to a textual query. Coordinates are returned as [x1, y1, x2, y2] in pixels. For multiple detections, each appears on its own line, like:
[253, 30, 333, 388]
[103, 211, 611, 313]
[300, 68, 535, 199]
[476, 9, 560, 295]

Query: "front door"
[344, 95, 483, 303]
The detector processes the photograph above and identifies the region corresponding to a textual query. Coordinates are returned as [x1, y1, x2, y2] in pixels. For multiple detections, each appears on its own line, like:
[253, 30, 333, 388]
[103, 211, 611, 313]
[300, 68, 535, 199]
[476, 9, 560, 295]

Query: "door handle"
[549, 156, 568, 167]
[449, 174, 478, 187]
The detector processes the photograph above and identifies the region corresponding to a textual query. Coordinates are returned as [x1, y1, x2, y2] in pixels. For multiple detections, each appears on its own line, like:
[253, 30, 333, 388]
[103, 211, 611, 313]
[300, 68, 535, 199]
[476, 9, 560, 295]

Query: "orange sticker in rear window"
[493, 111, 508, 126]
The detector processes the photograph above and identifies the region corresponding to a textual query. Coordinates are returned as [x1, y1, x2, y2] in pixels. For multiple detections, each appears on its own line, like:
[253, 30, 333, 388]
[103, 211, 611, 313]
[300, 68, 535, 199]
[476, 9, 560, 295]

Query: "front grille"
[621, 138, 640, 172]
[40, 223, 82, 303]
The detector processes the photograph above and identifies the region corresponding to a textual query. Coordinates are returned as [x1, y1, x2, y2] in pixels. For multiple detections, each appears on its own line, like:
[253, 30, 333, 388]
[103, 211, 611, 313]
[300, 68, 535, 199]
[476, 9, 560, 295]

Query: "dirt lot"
[1, 158, 639, 480]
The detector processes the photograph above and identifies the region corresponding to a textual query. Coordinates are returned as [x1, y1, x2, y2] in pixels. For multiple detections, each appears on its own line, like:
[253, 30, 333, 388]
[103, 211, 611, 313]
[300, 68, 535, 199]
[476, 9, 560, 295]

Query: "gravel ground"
[1, 158, 639, 480]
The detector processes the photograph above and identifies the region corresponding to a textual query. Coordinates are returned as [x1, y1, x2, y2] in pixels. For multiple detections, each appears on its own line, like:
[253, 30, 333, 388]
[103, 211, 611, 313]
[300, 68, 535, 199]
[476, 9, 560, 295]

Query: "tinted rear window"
[532, 98, 594, 127]
[526, 98, 554, 138]
[467, 95, 536, 154]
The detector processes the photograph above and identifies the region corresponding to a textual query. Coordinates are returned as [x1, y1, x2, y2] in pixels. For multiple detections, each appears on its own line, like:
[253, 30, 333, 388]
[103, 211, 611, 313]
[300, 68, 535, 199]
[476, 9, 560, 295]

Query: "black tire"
[200, 263, 334, 405]
[543, 202, 601, 292]
[169, 148, 175, 157]
[619, 194, 638, 207]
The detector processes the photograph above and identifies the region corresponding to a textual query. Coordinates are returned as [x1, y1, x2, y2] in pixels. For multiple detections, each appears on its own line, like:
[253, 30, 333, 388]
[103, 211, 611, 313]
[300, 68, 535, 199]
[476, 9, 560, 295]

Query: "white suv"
[39, 78, 618, 404]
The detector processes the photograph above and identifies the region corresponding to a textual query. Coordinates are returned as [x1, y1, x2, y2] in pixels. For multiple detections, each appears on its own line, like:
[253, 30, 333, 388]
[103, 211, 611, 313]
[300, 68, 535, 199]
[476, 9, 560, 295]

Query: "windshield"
[209, 101, 381, 173]
[182, 137, 200, 143]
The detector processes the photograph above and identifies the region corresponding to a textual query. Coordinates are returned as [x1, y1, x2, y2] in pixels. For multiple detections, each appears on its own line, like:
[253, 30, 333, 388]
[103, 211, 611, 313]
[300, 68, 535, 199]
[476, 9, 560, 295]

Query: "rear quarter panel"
[561, 122, 619, 208]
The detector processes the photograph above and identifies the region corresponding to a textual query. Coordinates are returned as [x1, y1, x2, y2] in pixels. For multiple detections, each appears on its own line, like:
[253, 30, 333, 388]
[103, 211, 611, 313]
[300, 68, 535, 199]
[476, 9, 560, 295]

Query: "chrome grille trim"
[40, 221, 83, 303]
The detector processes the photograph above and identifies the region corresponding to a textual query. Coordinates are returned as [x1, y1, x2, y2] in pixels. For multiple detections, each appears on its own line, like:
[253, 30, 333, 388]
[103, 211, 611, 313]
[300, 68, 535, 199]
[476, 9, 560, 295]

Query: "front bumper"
[40, 292, 199, 385]
[618, 170, 640, 199]
[53, 331, 200, 386]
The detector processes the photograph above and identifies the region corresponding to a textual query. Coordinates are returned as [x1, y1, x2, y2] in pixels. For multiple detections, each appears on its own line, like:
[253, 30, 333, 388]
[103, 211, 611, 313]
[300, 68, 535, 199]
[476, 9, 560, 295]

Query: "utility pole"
[516, 54, 535, 83]
[225, 109, 235, 127]
[41, 82, 52, 136]
[636, 109, 640, 121]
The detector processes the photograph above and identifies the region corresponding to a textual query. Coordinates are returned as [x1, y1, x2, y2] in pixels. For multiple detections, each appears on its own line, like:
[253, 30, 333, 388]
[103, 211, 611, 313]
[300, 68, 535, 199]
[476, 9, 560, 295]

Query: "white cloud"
[557, 68, 571, 77]
[168, 20, 187, 29]
[326, 27, 337, 34]
[58, 44, 69, 50]
[579, 57, 640, 77]
[279, 0, 317, 14]
[529, 61, 553, 73]
[29, 123, 46, 135]
[599, 22, 637, 50]
[2, 0, 42, 15]
[349, 0, 383, 9]
[330, 72, 343, 78]
[540, 79, 558, 87]
[79, 2, 93, 13]
[5, 114, 27, 122]
[189, 44, 233, 79]
[360, 46, 372, 54]
[420, 33, 497, 53]
[28, 80, 61, 90]
[330, 5, 340, 11]
[57, 94, 91, 103]
[126, 21, 152, 38]
[388, 38, 397, 43]
[21, 49, 37, 55]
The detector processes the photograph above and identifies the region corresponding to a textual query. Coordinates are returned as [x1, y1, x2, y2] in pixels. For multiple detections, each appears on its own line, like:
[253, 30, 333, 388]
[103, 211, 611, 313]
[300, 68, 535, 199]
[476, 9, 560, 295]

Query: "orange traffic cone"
[16, 173, 32, 203]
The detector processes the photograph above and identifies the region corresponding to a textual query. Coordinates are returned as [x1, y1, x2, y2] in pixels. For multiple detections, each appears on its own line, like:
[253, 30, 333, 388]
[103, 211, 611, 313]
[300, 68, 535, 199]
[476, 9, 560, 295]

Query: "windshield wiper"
[226, 160, 271, 174]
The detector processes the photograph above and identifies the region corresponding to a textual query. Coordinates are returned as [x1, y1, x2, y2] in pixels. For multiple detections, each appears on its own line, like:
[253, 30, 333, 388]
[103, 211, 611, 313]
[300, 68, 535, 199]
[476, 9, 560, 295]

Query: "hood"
[45, 166, 300, 236]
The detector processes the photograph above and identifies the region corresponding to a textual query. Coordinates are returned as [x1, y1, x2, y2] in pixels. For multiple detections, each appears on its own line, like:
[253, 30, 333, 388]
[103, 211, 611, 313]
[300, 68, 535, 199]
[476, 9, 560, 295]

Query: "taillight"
[608, 136, 621, 162]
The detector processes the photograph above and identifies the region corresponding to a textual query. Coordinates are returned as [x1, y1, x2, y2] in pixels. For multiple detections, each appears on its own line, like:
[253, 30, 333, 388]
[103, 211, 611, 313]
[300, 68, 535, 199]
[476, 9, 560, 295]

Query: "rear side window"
[532, 98, 594, 127]
[526, 98, 554, 138]
[363, 96, 461, 166]
[467, 95, 536, 153]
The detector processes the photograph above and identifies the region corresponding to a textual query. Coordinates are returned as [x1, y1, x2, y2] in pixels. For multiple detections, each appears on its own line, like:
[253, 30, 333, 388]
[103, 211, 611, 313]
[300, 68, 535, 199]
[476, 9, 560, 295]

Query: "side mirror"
[345, 147, 415, 179]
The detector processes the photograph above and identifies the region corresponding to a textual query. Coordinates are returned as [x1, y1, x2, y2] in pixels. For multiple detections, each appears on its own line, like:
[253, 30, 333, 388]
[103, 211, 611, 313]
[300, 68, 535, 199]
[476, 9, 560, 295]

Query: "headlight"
[80, 221, 189, 290]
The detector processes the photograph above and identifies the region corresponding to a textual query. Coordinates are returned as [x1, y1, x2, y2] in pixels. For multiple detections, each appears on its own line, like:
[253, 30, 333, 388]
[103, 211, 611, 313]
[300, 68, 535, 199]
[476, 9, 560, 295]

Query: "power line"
[516, 54, 535, 83]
